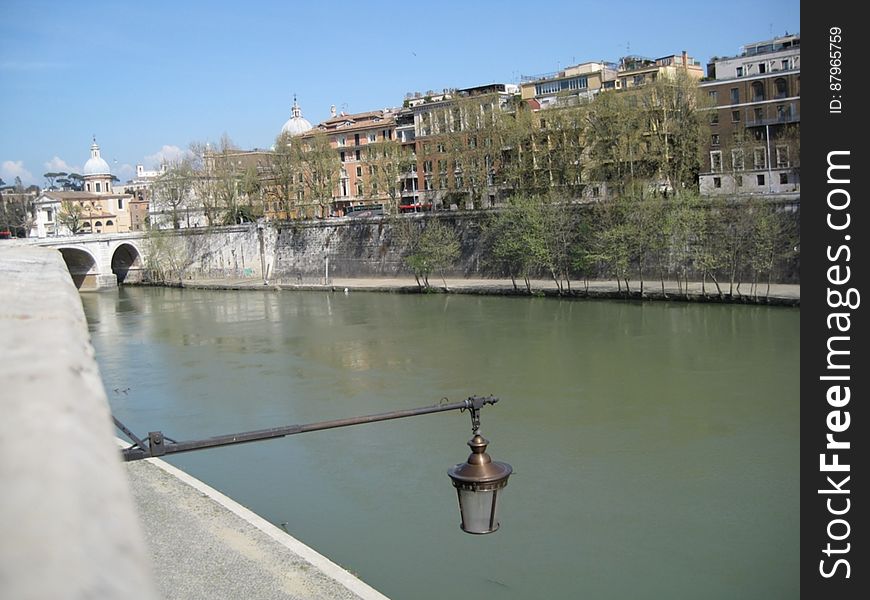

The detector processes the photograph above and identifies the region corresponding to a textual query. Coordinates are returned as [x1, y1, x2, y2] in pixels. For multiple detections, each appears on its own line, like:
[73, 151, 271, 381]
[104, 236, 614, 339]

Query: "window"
[354, 134, 360, 146]
[355, 150, 361, 161]
[711, 134, 720, 146]
[437, 143, 445, 153]
[757, 174, 765, 186]
[753, 107, 764, 122]
[710, 112, 719, 125]
[710, 150, 723, 172]
[758, 63, 767, 74]
[736, 175, 743, 187]
[106, 220, 113, 226]
[118, 198, 124, 209]
[732, 149, 745, 171]
[340, 151, 346, 163]
[779, 173, 788, 185]
[730, 88, 739, 104]
[95, 182, 101, 192]
[368, 132, 377, 143]
[736, 66, 744, 77]
[337, 136, 346, 147]
[356, 166, 362, 177]
[423, 160, 433, 173]
[356, 182, 363, 196]
[708, 90, 718, 102]
[713, 177, 722, 188]
[438, 159, 447, 173]
[776, 104, 792, 122]
[753, 148, 766, 169]
[731, 110, 741, 123]
[774, 78, 788, 99]
[776, 145, 790, 167]
[424, 176, 432, 191]
[751, 81, 765, 102]
[782, 59, 790, 70]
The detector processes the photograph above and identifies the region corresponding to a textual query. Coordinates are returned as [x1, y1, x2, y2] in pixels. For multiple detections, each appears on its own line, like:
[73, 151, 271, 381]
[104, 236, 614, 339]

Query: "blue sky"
[1, 0, 799, 187]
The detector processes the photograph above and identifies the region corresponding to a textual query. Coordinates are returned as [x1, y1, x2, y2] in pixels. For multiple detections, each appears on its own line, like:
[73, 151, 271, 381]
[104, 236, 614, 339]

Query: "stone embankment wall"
[169, 202, 800, 285]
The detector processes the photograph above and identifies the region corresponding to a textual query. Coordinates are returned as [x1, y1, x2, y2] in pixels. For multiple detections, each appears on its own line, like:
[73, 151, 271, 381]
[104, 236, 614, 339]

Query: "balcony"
[745, 112, 800, 127]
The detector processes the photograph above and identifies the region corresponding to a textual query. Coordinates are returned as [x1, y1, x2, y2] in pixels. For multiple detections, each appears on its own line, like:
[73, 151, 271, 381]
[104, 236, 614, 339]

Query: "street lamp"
[114, 395, 512, 535]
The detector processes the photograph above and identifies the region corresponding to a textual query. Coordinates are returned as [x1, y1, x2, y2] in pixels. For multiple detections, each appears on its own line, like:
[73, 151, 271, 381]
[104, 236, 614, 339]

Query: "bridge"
[24, 232, 149, 291]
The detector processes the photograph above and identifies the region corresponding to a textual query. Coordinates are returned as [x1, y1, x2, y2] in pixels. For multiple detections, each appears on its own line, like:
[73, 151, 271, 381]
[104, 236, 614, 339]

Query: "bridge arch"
[111, 242, 144, 284]
[58, 247, 100, 290]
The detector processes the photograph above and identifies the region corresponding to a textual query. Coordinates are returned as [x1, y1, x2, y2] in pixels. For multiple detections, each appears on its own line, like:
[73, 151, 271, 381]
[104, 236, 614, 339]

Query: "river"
[82, 287, 799, 600]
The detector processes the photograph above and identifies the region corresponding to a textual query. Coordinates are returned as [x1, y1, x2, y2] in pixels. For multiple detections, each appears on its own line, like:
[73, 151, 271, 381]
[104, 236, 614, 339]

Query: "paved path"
[124, 457, 389, 600]
[174, 276, 800, 304]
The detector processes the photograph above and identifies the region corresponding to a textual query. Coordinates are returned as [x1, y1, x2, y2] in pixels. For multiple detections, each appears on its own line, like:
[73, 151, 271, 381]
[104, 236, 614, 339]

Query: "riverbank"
[146, 276, 800, 306]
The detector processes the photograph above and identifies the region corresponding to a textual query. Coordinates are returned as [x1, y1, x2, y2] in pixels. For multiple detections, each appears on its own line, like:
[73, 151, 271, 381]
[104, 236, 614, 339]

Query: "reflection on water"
[82, 287, 800, 600]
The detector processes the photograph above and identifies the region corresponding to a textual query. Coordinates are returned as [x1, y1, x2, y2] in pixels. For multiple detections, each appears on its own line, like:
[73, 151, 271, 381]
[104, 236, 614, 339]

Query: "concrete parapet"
[0, 247, 158, 599]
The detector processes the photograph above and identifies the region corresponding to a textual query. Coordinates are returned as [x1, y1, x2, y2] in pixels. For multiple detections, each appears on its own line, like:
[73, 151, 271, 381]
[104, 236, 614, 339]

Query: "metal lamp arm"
[116, 395, 499, 462]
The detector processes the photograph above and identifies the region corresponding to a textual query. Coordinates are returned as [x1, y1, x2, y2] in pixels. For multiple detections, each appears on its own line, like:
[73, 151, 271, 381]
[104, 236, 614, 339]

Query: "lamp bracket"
[461, 395, 498, 435]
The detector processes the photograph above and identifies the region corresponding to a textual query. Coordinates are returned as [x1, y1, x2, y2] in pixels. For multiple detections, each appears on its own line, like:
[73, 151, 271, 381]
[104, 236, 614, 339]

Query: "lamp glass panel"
[457, 488, 499, 534]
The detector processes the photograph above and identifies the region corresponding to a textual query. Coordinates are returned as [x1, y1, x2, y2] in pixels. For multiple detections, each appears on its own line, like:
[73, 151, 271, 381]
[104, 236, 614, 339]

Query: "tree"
[399, 217, 460, 290]
[484, 197, 540, 292]
[238, 164, 265, 223]
[57, 200, 85, 235]
[639, 71, 710, 191]
[152, 161, 194, 229]
[266, 131, 304, 219]
[142, 229, 211, 285]
[0, 191, 34, 237]
[294, 131, 340, 218]
[368, 139, 410, 214]
[44, 172, 65, 189]
[440, 93, 507, 209]
[584, 90, 645, 191]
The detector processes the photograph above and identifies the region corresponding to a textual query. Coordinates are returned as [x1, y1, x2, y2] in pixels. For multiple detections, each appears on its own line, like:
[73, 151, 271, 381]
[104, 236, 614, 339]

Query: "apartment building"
[699, 34, 800, 195]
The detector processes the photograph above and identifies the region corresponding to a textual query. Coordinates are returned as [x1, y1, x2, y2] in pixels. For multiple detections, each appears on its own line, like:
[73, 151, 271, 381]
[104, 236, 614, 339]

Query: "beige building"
[520, 61, 618, 108]
[30, 139, 135, 237]
[616, 52, 703, 88]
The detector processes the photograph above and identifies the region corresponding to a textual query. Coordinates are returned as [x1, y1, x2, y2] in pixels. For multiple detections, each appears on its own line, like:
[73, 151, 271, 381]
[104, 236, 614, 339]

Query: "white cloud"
[1, 160, 34, 185]
[144, 145, 188, 168]
[43, 156, 79, 173]
[116, 163, 135, 180]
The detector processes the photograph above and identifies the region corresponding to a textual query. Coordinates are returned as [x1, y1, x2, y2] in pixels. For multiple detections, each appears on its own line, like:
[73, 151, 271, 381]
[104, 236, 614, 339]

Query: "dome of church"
[83, 139, 111, 176]
[280, 97, 313, 136]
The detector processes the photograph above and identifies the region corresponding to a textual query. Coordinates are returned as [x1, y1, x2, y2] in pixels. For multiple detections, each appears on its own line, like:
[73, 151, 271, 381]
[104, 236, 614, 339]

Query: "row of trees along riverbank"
[399, 191, 798, 301]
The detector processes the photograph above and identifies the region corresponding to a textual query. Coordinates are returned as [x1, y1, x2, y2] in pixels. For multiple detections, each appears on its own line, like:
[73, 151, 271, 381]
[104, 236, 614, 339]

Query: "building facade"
[30, 140, 134, 237]
[699, 34, 800, 195]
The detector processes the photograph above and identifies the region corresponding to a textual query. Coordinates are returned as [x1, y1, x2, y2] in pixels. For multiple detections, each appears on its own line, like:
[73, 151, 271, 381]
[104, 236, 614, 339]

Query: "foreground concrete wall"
[0, 247, 158, 599]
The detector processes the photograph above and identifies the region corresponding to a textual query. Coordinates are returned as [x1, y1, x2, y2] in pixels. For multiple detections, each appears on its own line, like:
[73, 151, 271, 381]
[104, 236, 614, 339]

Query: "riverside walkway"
[124, 456, 388, 600]
[175, 276, 800, 305]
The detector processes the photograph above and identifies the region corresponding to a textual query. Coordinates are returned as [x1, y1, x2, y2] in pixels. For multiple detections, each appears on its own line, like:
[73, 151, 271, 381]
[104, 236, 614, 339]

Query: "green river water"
[82, 287, 799, 600]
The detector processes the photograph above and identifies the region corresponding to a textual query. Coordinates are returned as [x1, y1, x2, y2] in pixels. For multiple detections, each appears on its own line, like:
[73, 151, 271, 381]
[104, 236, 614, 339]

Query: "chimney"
[682, 50, 688, 69]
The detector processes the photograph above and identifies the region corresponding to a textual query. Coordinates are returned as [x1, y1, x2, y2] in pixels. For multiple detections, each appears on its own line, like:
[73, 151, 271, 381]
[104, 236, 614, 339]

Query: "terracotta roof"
[42, 190, 131, 200]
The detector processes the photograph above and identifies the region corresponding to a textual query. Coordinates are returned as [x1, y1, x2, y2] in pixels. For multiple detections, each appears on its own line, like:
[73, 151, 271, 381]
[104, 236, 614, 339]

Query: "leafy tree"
[57, 200, 85, 235]
[399, 217, 460, 290]
[484, 197, 540, 291]
[368, 139, 410, 214]
[266, 131, 304, 219]
[293, 131, 340, 219]
[152, 161, 194, 229]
